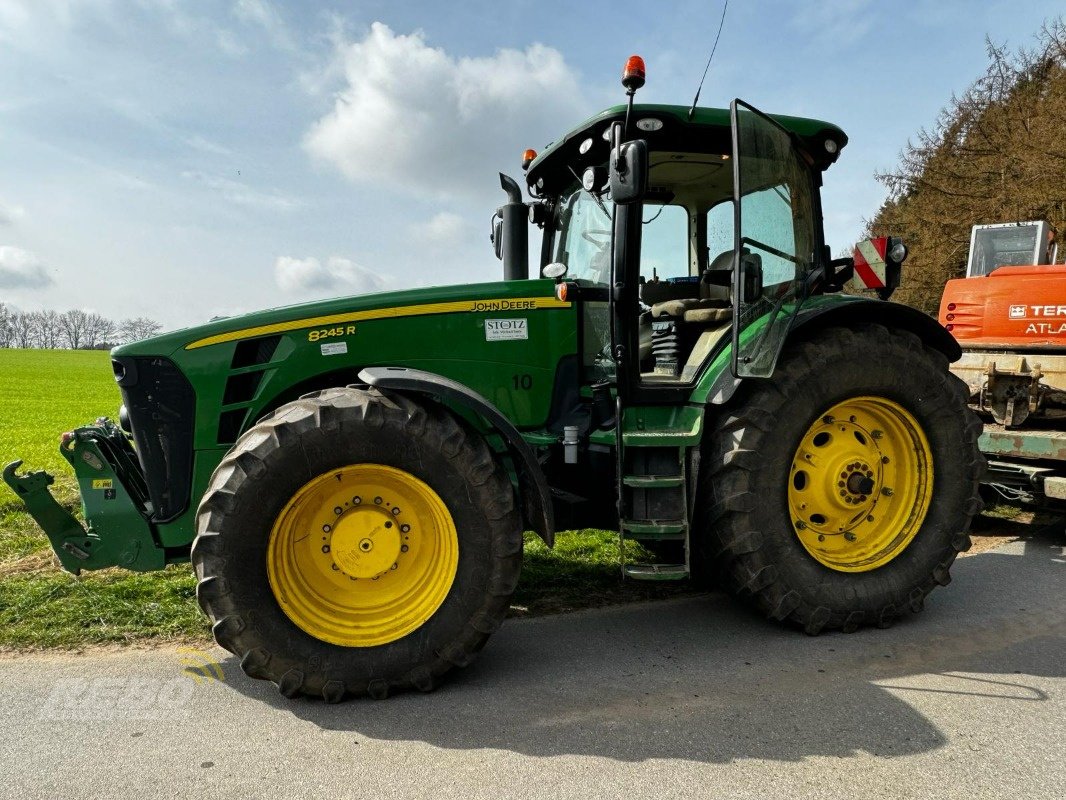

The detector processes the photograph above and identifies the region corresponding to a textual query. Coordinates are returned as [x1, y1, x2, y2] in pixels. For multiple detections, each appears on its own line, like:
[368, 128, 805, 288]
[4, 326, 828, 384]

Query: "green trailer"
[5, 59, 982, 701]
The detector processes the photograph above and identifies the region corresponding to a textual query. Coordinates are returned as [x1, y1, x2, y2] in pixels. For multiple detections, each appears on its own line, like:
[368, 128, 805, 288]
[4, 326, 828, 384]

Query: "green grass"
[0, 348, 120, 500]
[0, 348, 688, 649]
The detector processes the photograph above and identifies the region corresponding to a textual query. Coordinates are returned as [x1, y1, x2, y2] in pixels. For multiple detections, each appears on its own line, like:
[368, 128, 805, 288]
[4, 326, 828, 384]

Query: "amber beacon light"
[622, 55, 646, 91]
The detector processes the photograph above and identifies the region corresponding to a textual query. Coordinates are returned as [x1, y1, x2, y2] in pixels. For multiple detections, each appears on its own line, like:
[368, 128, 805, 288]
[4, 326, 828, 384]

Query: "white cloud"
[411, 211, 469, 248]
[182, 170, 299, 212]
[0, 199, 24, 225]
[0, 246, 53, 289]
[303, 23, 584, 196]
[274, 255, 387, 297]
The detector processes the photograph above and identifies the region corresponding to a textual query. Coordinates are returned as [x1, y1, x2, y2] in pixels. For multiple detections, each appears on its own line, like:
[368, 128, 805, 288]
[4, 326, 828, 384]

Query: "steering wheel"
[581, 229, 611, 245]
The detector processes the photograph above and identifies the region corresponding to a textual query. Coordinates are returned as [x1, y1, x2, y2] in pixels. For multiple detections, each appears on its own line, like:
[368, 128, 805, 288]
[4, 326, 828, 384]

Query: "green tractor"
[5, 58, 982, 702]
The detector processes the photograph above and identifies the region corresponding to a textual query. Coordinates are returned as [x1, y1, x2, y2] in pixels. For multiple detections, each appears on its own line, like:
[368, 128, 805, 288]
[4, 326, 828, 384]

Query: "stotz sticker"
[485, 319, 528, 341]
[320, 342, 348, 356]
[91, 479, 113, 490]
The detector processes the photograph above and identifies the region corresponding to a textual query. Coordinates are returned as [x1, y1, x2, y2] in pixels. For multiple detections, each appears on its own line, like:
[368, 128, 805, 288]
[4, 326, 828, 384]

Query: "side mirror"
[492, 218, 503, 260]
[608, 122, 648, 205]
[739, 251, 763, 304]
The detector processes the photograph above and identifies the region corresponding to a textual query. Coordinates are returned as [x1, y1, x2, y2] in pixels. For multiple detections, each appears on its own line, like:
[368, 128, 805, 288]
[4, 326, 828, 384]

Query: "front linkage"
[3, 419, 163, 574]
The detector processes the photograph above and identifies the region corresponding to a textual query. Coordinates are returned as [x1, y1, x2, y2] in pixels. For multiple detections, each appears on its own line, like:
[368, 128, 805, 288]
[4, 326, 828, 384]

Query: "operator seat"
[647, 248, 736, 324]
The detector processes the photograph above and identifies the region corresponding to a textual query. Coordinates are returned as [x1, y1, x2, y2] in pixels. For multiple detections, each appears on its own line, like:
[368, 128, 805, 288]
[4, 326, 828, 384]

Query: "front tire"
[697, 324, 984, 634]
[191, 387, 523, 701]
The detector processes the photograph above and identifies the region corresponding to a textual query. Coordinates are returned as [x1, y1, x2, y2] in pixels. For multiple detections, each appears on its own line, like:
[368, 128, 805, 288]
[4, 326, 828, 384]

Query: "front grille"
[114, 356, 196, 522]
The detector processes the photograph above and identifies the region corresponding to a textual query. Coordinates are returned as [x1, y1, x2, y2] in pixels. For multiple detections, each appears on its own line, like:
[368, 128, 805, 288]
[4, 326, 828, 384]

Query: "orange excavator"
[939, 220, 1066, 503]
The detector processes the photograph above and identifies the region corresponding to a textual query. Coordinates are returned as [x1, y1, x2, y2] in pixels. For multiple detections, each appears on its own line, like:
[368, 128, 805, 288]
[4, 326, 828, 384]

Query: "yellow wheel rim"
[788, 396, 933, 572]
[267, 464, 459, 647]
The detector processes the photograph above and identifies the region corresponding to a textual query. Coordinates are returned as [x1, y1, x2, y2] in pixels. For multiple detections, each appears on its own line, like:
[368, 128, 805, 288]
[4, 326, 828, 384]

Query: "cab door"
[729, 99, 822, 378]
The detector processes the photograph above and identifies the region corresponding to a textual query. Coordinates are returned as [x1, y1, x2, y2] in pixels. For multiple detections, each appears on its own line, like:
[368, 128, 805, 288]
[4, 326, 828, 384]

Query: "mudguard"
[358, 366, 555, 548]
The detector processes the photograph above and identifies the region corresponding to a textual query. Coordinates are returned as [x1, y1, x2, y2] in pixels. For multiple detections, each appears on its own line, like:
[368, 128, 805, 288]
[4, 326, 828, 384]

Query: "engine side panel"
[940, 265, 1066, 348]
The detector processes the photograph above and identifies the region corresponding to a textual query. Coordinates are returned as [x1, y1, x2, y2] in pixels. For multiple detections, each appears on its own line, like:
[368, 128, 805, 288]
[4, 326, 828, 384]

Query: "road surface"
[0, 533, 1063, 799]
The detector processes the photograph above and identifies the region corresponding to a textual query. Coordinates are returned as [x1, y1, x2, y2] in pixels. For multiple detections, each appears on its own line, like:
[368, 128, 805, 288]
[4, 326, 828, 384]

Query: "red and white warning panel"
[850, 237, 888, 290]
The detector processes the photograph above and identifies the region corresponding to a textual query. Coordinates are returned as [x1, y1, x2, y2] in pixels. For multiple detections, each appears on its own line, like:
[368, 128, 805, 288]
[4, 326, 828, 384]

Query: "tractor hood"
[112, 279, 564, 359]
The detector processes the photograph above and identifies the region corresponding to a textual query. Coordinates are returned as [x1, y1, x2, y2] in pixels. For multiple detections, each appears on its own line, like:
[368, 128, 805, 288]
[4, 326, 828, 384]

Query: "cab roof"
[524, 103, 848, 197]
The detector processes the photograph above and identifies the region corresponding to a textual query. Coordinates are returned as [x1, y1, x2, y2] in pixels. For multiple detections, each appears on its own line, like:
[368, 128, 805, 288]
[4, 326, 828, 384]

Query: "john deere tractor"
[4, 58, 982, 702]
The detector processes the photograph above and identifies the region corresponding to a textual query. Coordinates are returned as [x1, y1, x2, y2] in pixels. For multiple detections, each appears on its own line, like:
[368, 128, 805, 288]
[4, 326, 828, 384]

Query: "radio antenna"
[688, 0, 729, 120]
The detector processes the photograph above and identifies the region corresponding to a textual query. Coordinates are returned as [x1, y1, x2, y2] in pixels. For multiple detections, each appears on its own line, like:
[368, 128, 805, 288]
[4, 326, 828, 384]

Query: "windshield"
[552, 182, 613, 284]
[967, 224, 1044, 276]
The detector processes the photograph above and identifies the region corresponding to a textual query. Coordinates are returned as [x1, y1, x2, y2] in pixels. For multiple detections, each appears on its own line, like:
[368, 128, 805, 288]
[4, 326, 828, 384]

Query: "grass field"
[0, 348, 121, 495]
[0, 348, 687, 650]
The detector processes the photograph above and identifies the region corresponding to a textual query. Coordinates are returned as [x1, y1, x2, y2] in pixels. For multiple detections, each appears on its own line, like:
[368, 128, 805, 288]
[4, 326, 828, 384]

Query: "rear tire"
[697, 324, 984, 634]
[191, 387, 523, 700]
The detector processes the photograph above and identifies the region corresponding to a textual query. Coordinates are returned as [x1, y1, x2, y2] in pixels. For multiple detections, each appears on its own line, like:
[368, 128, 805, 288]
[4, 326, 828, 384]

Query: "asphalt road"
[1, 533, 1063, 800]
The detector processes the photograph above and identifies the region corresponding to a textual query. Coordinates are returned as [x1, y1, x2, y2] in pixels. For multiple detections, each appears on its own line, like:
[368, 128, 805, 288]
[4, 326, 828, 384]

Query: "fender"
[696, 297, 961, 406]
[790, 298, 961, 361]
[358, 366, 555, 548]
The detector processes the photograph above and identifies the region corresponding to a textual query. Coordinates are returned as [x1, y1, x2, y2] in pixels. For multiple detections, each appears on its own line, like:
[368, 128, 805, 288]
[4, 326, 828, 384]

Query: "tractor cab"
[516, 93, 849, 398]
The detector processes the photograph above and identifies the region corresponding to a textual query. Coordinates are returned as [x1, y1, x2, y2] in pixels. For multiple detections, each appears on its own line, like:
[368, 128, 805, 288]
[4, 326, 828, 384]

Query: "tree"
[83, 312, 116, 350]
[34, 309, 61, 349]
[866, 19, 1066, 314]
[9, 311, 36, 348]
[119, 316, 163, 343]
[59, 309, 90, 350]
[0, 303, 12, 348]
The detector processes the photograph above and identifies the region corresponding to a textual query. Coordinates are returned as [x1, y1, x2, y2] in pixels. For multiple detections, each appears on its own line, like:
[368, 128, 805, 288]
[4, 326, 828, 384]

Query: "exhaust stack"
[497, 173, 528, 281]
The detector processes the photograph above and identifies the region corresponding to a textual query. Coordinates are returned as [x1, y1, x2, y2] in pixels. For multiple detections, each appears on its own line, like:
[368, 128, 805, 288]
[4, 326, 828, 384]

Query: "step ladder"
[618, 428, 690, 581]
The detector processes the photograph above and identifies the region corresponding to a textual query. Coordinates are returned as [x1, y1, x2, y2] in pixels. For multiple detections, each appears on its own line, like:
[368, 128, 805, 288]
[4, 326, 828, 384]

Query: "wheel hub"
[788, 397, 933, 572]
[329, 507, 401, 579]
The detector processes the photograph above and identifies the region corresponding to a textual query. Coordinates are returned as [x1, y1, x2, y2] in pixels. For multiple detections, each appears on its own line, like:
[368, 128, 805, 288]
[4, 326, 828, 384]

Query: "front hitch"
[3, 461, 95, 574]
[3, 420, 165, 574]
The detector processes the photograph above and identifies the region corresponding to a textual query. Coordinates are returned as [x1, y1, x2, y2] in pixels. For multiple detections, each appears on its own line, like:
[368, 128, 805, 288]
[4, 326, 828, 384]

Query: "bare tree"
[84, 313, 116, 349]
[119, 316, 163, 343]
[59, 309, 90, 350]
[9, 311, 36, 348]
[35, 309, 61, 349]
[0, 303, 12, 348]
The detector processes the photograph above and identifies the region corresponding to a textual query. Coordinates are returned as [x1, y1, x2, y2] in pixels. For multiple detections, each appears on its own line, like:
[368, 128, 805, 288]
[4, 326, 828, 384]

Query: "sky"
[0, 0, 1062, 331]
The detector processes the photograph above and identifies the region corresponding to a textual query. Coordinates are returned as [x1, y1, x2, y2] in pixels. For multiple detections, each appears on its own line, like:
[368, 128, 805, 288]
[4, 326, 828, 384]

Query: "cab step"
[621, 474, 684, 489]
[623, 563, 689, 581]
[620, 519, 686, 538]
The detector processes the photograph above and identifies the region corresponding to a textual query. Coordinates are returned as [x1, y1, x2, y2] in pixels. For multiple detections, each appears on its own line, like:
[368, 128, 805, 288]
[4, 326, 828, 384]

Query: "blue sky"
[0, 0, 1061, 330]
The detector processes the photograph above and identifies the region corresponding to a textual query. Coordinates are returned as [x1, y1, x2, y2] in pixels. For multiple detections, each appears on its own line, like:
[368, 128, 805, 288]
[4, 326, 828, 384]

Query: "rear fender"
[358, 366, 555, 548]
[692, 298, 961, 406]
